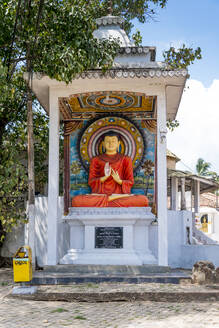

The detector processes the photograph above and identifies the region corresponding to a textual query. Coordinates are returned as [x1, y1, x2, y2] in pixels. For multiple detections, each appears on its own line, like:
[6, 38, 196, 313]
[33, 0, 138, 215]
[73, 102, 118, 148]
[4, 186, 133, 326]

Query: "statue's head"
[102, 131, 121, 155]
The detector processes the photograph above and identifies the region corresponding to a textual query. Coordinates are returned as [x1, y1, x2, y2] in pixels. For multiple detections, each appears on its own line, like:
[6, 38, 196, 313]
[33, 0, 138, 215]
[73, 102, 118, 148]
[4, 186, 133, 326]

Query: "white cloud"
[167, 79, 219, 174]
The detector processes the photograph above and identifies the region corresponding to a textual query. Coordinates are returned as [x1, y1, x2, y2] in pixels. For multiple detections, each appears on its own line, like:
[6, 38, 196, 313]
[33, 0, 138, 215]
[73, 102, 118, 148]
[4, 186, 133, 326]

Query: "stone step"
[42, 264, 172, 275]
[9, 289, 219, 302]
[31, 270, 191, 285]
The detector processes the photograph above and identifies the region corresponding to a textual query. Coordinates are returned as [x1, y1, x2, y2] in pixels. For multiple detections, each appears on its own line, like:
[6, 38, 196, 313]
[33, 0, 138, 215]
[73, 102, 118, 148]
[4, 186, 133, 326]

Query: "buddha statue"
[71, 131, 149, 207]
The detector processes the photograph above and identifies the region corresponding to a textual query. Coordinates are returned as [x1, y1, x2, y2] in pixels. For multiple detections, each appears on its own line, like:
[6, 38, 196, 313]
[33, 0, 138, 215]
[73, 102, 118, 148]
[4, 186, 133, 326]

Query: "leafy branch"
[166, 119, 180, 132]
[163, 44, 202, 70]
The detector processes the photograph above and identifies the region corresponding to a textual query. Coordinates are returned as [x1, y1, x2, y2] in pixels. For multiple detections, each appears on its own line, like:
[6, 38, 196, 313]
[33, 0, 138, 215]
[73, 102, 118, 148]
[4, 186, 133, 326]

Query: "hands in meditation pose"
[71, 131, 149, 207]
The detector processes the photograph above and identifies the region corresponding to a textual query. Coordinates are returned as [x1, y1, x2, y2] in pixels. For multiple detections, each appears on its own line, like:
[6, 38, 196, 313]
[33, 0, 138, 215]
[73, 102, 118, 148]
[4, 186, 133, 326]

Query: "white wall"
[0, 223, 25, 257]
[2, 198, 219, 269]
[167, 210, 193, 267]
[214, 213, 219, 238]
[34, 197, 48, 266]
[181, 245, 219, 268]
[57, 198, 70, 263]
[149, 224, 158, 258]
[167, 210, 219, 268]
[149, 210, 193, 267]
[167, 211, 184, 267]
[34, 196, 69, 267]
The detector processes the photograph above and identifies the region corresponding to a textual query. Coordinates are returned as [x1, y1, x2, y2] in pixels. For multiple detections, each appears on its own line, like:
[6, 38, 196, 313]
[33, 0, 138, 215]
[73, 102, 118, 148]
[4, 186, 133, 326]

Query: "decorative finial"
[107, 0, 113, 15]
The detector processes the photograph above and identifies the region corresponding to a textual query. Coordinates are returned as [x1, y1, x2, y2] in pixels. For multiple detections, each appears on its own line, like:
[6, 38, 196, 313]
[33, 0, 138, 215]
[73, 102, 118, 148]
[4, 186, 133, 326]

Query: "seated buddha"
[71, 131, 149, 207]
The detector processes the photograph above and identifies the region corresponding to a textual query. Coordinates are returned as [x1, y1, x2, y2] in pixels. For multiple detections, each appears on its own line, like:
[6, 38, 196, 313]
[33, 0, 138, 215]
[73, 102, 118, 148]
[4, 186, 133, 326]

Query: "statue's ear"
[102, 141, 106, 153]
[117, 141, 121, 153]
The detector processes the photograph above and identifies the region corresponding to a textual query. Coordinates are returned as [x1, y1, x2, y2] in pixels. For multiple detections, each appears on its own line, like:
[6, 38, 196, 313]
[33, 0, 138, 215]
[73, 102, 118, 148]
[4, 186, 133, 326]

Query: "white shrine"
[28, 14, 190, 268]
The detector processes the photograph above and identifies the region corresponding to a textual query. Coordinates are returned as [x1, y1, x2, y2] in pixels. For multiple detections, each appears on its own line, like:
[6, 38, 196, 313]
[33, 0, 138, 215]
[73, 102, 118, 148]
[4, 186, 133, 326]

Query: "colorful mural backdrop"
[69, 116, 156, 206]
[60, 92, 156, 119]
[79, 116, 145, 172]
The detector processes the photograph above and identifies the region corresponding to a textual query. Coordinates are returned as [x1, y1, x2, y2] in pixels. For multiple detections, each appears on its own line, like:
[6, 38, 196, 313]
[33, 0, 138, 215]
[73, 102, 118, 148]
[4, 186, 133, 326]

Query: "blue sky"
[134, 0, 219, 87]
[133, 0, 219, 174]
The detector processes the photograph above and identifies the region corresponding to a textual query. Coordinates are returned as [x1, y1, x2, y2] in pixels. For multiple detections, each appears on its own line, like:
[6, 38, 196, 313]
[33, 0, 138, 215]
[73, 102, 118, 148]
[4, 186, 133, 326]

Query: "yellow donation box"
[13, 246, 32, 283]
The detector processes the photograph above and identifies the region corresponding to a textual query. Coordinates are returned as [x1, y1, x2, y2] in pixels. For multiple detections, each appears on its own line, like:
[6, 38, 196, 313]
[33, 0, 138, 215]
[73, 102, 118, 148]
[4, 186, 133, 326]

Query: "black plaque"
[95, 227, 123, 249]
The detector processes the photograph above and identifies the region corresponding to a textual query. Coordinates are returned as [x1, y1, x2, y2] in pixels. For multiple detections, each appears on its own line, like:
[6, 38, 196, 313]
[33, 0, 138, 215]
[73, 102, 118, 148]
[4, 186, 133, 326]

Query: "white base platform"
[12, 286, 38, 295]
[60, 249, 157, 265]
[60, 207, 157, 265]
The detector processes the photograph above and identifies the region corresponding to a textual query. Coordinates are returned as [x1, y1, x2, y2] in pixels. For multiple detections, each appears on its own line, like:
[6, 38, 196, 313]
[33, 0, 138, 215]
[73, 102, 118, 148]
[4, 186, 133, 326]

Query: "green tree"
[0, 103, 49, 241]
[163, 44, 202, 70]
[196, 158, 211, 176]
[166, 119, 180, 132]
[0, 0, 202, 243]
[195, 158, 219, 208]
[0, 0, 120, 244]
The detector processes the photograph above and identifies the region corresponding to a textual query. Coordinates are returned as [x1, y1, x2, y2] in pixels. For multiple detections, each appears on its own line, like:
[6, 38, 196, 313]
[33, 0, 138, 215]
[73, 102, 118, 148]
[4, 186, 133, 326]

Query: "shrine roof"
[93, 14, 159, 69]
[26, 14, 187, 121]
[167, 168, 219, 194]
[94, 15, 133, 48]
[166, 149, 180, 162]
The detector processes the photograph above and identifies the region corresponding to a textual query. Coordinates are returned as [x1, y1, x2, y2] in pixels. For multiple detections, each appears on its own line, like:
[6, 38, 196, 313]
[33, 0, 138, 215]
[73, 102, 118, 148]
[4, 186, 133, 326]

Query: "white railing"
[192, 219, 219, 245]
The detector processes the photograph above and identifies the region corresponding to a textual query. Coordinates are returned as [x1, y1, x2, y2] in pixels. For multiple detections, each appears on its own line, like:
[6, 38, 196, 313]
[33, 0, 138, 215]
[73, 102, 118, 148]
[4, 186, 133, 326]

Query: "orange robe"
[72, 153, 148, 207]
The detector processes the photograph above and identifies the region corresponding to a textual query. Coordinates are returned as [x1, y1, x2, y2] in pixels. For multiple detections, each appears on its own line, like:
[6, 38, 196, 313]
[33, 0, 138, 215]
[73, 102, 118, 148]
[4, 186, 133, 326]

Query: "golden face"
[103, 136, 120, 154]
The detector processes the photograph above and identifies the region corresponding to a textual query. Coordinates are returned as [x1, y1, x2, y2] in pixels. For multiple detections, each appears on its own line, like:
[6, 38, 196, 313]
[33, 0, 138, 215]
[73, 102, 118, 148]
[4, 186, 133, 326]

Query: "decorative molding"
[64, 121, 83, 135]
[59, 98, 72, 120]
[118, 47, 156, 61]
[67, 92, 155, 114]
[63, 207, 154, 220]
[96, 15, 125, 27]
[34, 69, 188, 81]
[69, 90, 145, 98]
[141, 120, 157, 133]
[72, 69, 188, 80]
[159, 126, 168, 143]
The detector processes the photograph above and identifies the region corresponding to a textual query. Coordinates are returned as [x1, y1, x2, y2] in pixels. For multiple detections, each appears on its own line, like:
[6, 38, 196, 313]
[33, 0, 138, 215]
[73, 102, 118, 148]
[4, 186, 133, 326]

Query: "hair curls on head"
[101, 130, 121, 141]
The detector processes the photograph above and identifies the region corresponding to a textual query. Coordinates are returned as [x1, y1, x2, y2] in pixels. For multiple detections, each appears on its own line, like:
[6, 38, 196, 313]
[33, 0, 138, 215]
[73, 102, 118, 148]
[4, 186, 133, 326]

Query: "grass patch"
[1, 282, 9, 286]
[51, 308, 69, 313]
[74, 315, 87, 320]
[86, 282, 99, 288]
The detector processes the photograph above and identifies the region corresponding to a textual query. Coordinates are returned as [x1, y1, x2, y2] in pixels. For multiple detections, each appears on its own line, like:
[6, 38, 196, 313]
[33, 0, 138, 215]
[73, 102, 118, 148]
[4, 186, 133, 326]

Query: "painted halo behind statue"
[78, 116, 146, 172]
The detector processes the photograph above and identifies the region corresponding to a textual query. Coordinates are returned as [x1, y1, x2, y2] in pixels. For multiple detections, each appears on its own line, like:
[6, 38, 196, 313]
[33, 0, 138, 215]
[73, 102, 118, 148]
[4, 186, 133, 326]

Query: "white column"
[194, 180, 200, 213]
[180, 177, 186, 210]
[171, 177, 178, 210]
[47, 90, 60, 265]
[190, 180, 193, 211]
[157, 91, 168, 266]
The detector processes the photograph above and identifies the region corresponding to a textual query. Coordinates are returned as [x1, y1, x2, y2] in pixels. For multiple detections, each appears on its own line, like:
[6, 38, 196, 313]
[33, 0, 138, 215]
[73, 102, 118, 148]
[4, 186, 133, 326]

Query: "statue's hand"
[100, 162, 111, 183]
[111, 169, 122, 185]
[104, 162, 111, 177]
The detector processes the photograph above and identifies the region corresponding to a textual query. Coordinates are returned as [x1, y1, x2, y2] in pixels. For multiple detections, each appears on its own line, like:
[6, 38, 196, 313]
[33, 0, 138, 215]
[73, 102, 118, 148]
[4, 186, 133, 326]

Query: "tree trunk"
[0, 118, 8, 148]
[27, 53, 36, 268]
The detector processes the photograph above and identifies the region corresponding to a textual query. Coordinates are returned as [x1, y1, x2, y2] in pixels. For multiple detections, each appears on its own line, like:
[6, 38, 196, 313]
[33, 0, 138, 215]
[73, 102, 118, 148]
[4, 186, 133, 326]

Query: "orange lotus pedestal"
[72, 194, 148, 207]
